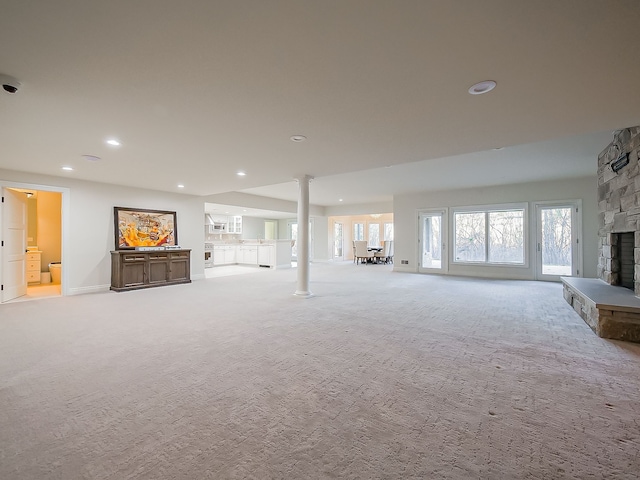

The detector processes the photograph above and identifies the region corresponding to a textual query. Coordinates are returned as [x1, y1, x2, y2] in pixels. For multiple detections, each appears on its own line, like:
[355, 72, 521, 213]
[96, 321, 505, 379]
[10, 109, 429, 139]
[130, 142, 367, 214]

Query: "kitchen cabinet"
[227, 216, 242, 234]
[258, 245, 274, 267]
[26, 251, 41, 284]
[238, 245, 258, 265]
[111, 250, 191, 292]
[213, 247, 224, 265]
[213, 245, 236, 265]
[224, 246, 236, 264]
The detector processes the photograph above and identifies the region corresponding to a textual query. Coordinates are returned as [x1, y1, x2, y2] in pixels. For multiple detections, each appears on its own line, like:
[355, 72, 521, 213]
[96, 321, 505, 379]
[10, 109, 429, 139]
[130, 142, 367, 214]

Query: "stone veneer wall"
[597, 126, 640, 295]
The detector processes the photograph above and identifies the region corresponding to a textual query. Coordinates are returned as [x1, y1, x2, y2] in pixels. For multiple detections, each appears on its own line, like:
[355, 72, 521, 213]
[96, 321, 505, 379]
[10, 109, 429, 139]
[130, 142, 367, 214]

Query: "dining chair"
[375, 241, 390, 264]
[386, 240, 394, 264]
[354, 240, 374, 264]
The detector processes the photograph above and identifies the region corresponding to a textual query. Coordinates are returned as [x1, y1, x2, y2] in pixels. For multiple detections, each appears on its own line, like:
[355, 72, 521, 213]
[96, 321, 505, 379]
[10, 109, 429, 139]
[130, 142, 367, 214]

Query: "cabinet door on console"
[148, 253, 170, 284]
[121, 255, 146, 287]
[169, 251, 190, 281]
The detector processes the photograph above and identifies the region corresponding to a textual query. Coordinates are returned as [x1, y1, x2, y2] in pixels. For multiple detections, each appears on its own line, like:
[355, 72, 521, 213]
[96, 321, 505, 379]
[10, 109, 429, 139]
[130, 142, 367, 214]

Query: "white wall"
[37, 191, 62, 270]
[241, 216, 265, 239]
[393, 176, 598, 279]
[312, 217, 330, 262]
[1, 169, 204, 295]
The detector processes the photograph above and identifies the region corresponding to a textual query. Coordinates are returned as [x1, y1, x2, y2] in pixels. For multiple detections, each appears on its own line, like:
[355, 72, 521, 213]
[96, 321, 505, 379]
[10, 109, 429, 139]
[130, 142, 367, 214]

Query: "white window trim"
[451, 202, 529, 268]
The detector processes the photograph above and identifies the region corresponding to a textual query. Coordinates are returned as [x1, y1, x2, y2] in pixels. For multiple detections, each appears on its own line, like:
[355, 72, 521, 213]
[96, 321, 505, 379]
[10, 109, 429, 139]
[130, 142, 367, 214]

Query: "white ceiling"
[1, 1, 639, 210]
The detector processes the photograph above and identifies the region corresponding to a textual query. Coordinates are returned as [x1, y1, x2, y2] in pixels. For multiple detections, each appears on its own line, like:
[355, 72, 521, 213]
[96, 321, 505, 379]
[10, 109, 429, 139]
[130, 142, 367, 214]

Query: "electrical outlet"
[401, 260, 409, 265]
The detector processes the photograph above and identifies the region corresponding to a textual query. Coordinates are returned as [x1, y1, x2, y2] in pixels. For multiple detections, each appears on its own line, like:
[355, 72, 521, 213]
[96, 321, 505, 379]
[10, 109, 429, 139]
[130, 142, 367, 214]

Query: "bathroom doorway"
[1, 183, 66, 303]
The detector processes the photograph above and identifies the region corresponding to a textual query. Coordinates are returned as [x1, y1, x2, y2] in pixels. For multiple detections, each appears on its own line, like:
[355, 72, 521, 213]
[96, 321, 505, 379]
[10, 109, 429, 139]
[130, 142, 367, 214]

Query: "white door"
[418, 209, 448, 273]
[535, 202, 581, 281]
[2, 188, 28, 302]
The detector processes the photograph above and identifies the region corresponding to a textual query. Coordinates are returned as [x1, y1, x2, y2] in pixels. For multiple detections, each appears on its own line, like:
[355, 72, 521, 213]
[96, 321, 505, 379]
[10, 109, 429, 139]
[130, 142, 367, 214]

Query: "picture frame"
[114, 206, 177, 250]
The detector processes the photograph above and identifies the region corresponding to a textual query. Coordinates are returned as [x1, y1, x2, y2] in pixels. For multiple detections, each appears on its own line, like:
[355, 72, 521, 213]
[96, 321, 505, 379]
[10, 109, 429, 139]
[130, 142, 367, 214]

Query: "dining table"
[367, 246, 383, 263]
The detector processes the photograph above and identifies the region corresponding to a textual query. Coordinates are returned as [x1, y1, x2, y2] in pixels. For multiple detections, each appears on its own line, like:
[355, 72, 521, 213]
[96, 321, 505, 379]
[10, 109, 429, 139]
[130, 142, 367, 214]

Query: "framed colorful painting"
[114, 207, 177, 250]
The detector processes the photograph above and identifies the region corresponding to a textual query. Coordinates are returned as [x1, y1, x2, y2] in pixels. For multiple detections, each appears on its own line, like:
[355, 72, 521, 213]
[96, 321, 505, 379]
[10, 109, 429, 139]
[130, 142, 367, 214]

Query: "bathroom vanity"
[26, 250, 42, 284]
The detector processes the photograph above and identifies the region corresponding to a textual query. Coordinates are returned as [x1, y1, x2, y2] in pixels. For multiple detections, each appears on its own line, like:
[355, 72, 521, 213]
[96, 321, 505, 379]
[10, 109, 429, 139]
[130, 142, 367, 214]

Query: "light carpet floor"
[1, 263, 639, 479]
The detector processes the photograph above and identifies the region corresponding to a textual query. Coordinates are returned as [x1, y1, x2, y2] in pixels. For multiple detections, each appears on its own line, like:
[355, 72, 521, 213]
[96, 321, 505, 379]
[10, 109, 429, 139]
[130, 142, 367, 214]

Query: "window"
[454, 205, 525, 265]
[353, 223, 364, 241]
[488, 210, 524, 263]
[384, 222, 394, 241]
[368, 223, 380, 246]
[454, 212, 486, 262]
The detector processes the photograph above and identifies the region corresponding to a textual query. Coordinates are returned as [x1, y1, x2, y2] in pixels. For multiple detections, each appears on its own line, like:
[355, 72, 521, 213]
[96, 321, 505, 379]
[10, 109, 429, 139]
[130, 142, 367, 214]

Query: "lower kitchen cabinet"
[258, 245, 274, 267]
[111, 249, 191, 292]
[224, 247, 236, 264]
[213, 247, 225, 265]
[213, 245, 237, 265]
[238, 245, 258, 265]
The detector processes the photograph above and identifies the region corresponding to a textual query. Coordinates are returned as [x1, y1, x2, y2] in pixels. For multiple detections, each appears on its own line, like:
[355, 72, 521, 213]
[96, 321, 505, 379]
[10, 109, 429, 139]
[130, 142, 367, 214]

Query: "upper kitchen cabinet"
[228, 216, 242, 234]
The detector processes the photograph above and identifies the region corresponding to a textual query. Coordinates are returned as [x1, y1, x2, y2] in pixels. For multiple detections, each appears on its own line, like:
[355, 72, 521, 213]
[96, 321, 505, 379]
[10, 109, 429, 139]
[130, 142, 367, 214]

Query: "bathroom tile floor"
[6, 284, 61, 303]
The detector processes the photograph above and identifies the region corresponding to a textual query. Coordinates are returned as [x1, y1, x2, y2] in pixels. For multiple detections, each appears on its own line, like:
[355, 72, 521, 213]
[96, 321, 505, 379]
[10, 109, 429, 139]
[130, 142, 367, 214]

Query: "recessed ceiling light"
[82, 154, 101, 162]
[106, 139, 121, 146]
[177, 184, 185, 188]
[290, 135, 307, 142]
[237, 171, 246, 176]
[339, 198, 343, 202]
[468, 80, 497, 95]
[61, 166, 74, 171]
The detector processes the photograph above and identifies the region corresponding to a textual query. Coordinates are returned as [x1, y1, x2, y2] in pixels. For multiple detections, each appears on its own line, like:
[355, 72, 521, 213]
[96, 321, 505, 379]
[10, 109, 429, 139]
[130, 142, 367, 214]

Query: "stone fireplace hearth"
[563, 126, 640, 343]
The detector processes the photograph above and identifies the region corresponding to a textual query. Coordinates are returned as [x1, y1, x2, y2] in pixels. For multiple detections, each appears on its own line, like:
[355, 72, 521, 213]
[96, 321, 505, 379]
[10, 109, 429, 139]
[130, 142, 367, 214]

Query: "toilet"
[49, 262, 62, 284]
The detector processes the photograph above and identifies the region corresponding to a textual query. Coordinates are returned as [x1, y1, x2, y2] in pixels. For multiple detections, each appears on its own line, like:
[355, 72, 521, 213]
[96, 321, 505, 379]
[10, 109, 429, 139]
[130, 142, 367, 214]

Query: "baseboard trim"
[68, 284, 111, 296]
[393, 266, 416, 273]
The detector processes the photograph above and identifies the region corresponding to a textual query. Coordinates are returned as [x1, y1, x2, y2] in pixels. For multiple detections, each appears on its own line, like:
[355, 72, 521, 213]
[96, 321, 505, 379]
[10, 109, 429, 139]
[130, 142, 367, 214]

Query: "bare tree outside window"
[489, 210, 524, 263]
[455, 212, 486, 262]
[353, 223, 364, 241]
[454, 207, 525, 264]
[541, 207, 572, 274]
[368, 223, 380, 246]
[384, 222, 394, 241]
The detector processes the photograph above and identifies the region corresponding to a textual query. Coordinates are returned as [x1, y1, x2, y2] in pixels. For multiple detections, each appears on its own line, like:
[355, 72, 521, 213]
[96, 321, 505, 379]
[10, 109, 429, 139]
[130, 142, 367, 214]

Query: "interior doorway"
[1, 183, 66, 303]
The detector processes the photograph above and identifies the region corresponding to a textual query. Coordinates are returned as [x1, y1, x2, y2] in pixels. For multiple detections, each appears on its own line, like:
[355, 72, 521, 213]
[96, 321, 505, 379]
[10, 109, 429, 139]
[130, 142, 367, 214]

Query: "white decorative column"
[294, 174, 313, 297]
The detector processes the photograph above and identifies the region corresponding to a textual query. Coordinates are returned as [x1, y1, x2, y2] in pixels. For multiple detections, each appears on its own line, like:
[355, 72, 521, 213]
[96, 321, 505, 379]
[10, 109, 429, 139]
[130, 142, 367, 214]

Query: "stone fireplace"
[597, 127, 640, 291]
[563, 126, 640, 343]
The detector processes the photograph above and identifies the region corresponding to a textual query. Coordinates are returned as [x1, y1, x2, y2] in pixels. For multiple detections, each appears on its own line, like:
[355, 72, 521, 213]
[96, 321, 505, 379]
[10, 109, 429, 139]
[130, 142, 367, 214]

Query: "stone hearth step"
[562, 277, 640, 343]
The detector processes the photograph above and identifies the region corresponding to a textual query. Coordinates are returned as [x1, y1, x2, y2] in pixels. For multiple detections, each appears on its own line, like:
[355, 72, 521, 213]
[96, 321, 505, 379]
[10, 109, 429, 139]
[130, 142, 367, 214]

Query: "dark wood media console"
[111, 249, 191, 292]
